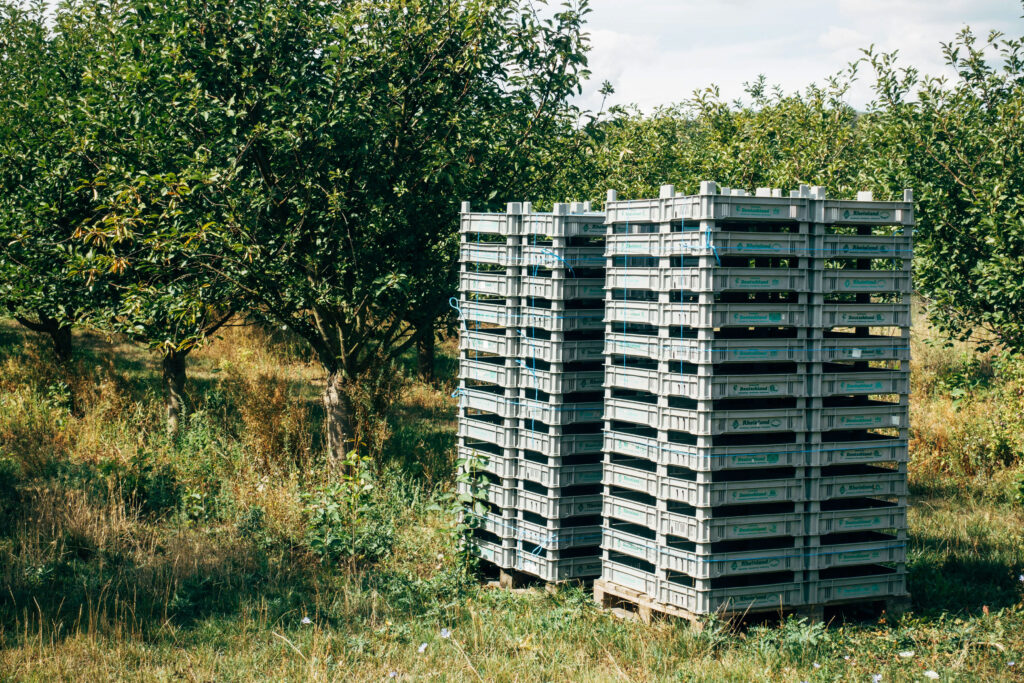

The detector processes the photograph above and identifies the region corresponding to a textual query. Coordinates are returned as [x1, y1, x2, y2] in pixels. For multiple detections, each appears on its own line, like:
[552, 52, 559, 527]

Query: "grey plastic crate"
[603, 493, 659, 529]
[460, 271, 518, 297]
[474, 537, 516, 567]
[606, 188, 810, 224]
[820, 270, 912, 294]
[518, 487, 603, 519]
[476, 509, 518, 539]
[660, 509, 806, 544]
[603, 525, 659, 564]
[816, 403, 906, 431]
[810, 571, 907, 604]
[520, 397, 604, 425]
[521, 245, 605, 269]
[458, 478, 517, 509]
[605, 365, 806, 400]
[808, 538, 906, 571]
[458, 445, 518, 479]
[604, 332, 810, 364]
[460, 330, 516, 357]
[460, 300, 520, 327]
[660, 543, 804, 580]
[601, 557, 659, 596]
[518, 366, 605, 394]
[812, 439, 908, 467]
[520, 305, 604, 332]
[813, 470, 907, 500]
[518, 336, 604, 364]
[814, 505, 907, 534]
[457, 418, 516, 449]
[657, 578, 805, 615]
[459, 388, 517, 418]
[460, 212, 517, 236]
[518, 520, 603, 550]
[517, 552, 602, 582]
[459, 358, 517, 387]
[605, 232, 811, 258]
[815, 335, 910, 362]
[521, 275, 605, 300]
[817, 370, 909, 397]
[659, 474, 806, 507]
[815, 303, 911, 329]
[520, 458, 603, 488]
[603, 462, 659, 496]
[460, 242, 518, 266]
[605, 300, 809, 328]
[518, 430, 604, 457]
[521, 210, 606, 237]
[604, 430, 808, 471]
[818, 233, 913, 258]
[659, 402, 807, 436]
[817, 198, 913, 227]
[605, 267, 807, 293]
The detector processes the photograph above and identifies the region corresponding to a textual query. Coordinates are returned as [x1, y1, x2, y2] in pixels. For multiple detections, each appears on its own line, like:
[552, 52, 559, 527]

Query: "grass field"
[1, 314, 1024, 681]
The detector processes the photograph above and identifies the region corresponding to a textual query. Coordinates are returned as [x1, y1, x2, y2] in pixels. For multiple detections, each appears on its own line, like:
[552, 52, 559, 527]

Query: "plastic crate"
[518, 337, 604, 364]
[460, 242, 518, 266]
[603, 525, 659, 565]
[604, 300, 809, 328]
[604, 332, 810, 364]
[660, 544, 804, 580]
[475, 509, 518, 539]
[601, 557, 659, 596]
[605, 365, 806, 400]
[817, 199, 913, 227]
[521, 275, 605, 300]
[517, 552, 602, 582]
[658, 578, 804, 615]
[521, 245, 605, 269]
[603, 430, 809, 471]
[603, 397, 659, 429]
[520, 397, 604, 425]
[518, 520, 603, 550]
[459, 388, 517, 418]
[820, 270, 912, 294]
[518, 430, 604, 457]
[518, 487, 603, 519]
[817, 370, 909, 397]
[520, 305, 604, 332]
[808, 538, 906, 571]
[660, 509, 805, 544]
[659, 475, 806, 507]
[461, 300, 520, 327]
[818, 234, 913, 258]
[603, 492, 659, 529]
[810, 570, 907, 603]
[812, 439, 908, 467]
[457, 418, 516, 449]
[813, 470, 907, 500]
[460, 271, 518, 297]
[519, 458, 603, 488]
[816, 404, 906, 431]
[460, 329, 516, 357]
[460, 212, 517, 236]
[816, 303, 911, 328]
[521, 211, 606, 237]
[519, 366, 605, 394]
[605, 267, 807, 293]
[603, 462, 659, 497]
[474, 537, 516, 567]
[459, 358, 517, 387]
[458, 478, 517, 508]
[677, 192, 811, 223]
[605, 232, 811, 258]
[815, 335, 910, 362]
[660, 403, 807, 436]
[459, 445, 517, 478]
[814, 505, 907, 534]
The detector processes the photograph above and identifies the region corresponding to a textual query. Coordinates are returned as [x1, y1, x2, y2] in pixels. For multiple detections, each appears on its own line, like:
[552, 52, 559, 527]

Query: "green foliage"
[301, 452, 395, 566]
[103, 451, 182, 518]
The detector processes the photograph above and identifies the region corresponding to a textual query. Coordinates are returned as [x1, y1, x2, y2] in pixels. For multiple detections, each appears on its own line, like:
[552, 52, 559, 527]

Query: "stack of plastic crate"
[456, 200, 607, 583]
[597, 181, 912, 618]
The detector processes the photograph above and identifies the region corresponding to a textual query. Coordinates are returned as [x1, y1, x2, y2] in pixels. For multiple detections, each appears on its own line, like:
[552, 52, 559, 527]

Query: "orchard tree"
[0, 1, 113, 362]
[860, 21, 1024, 351]
[86, 0, 594, 462]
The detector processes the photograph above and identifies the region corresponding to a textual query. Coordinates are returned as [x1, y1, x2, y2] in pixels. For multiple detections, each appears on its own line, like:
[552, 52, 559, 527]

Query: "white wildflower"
[899, 651, 914, 658]
[440, 628, 452, 639]
[300, 616, 312, 625]
[417, 642, 428, 654]
[924, 672, 939, 680]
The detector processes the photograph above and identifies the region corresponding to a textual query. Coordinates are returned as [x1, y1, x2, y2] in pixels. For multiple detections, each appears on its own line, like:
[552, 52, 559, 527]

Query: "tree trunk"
[323, 371, 352, 467]
[415, 321, 436, 382]
[162, 350, 188, 437]
[50, 324, 73, 364]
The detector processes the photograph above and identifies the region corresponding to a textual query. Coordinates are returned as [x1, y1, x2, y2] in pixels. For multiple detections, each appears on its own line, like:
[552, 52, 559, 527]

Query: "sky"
[575, 0, 1023, 112]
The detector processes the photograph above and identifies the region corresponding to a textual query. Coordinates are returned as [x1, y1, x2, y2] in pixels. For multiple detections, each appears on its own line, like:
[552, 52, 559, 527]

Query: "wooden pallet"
[593, 579, 910, 628]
